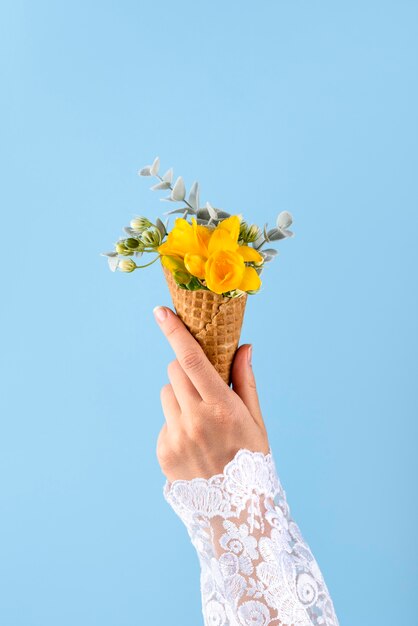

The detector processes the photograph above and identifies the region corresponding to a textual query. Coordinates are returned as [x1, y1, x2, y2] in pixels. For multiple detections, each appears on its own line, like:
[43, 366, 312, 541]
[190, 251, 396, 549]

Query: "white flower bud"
[118, 259, 136, 273]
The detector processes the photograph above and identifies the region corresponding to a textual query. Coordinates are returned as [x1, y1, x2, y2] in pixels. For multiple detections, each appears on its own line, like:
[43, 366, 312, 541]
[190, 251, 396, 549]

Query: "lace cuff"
[164, 448, 280, 531]
[163, 448, 339, 626]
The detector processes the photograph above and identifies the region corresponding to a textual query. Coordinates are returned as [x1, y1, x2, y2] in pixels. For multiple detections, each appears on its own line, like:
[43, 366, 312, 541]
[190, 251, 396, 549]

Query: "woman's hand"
[154, 305, 270, 483]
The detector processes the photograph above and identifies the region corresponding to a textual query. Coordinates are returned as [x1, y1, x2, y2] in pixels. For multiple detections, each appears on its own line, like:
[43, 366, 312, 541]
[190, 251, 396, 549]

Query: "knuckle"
[157, 449, 173, 472]
[156, 430, 180, 470]
[170, 430, 185, 455]
[188, 419, 205, 442]
[181, 349, 204, 374]
[208, 398, 235, 425]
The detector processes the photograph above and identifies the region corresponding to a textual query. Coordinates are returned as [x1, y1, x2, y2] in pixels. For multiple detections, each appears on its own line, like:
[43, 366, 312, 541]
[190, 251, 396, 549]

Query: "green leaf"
[186, 276, 205, 291]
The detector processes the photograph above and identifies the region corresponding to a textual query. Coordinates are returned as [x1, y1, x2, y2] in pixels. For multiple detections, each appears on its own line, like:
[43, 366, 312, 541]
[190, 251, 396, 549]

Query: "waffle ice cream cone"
[162, 265, 247, 385]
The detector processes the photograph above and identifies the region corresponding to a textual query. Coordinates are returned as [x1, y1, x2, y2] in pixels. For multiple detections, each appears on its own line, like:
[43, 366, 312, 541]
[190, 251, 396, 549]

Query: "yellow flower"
[204, 215, 263, 293]
[239, 265, 262, 292]
[217, 214, 241, 242]
[237, 245, 264, 264]
[205, 250, 244, 293]
[157, 217, 211, 259]
[160, 255, 195, 286]
[184, 253, 207, 279]
[205, 250, 261, 294]
[158, 214, 264, 294]
[160, 254, 187, 273]
[208, 215, 264, 265]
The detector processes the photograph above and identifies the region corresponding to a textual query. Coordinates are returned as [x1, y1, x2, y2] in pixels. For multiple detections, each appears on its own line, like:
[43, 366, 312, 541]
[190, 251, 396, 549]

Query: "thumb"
[231, 344, 264, 426]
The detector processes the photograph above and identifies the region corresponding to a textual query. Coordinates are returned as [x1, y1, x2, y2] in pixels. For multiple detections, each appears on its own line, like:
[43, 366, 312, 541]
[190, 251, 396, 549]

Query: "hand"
[154, 305, 270, 483]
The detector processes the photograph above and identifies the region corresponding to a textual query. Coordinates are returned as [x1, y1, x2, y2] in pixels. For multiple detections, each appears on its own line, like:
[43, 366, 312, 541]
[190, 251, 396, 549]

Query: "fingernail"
[248, 344, 253, 366]
[153, 306, 168, 323]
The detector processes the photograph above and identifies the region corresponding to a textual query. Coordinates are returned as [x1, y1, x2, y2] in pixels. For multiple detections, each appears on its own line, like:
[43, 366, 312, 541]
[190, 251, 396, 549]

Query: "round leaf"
[171, 176, 186, 201]
[277, 211, 293, 229]
[188, 181, 200, 211]
[150, 156, 160, 176]
[151, 181, 170, 191]
[206, 201, 218, 219]
[162, 167, 173, 183]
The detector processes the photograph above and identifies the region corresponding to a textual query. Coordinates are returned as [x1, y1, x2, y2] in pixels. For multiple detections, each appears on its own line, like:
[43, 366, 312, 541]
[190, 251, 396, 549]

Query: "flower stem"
[255, 239, 267, 250]
[134, 255, 160, 269]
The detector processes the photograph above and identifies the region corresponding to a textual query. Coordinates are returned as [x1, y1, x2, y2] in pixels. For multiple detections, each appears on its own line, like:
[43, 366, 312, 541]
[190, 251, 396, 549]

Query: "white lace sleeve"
[163, 448, 339, 626]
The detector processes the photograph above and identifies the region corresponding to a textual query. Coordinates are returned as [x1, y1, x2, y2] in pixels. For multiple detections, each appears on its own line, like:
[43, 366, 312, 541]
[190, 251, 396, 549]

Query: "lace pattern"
[164, 448, 339, 626]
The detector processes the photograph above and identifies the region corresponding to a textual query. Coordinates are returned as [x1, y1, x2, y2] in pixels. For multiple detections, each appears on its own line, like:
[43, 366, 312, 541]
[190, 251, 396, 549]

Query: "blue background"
[1, 1, 417, 624]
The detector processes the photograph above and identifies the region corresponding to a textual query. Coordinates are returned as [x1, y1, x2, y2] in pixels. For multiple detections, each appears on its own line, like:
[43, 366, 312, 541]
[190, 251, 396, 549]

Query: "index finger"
[153, 305, 227, 402]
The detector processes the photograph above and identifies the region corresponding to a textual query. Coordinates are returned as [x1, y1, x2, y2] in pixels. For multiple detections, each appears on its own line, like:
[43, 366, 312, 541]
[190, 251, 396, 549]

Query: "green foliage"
[101, 157, 295, 279]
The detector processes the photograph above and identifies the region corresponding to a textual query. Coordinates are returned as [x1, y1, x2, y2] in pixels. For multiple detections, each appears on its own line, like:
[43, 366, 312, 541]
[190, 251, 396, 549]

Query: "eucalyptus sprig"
[138, 156, 294, 255]
[101, 156, 294, 274]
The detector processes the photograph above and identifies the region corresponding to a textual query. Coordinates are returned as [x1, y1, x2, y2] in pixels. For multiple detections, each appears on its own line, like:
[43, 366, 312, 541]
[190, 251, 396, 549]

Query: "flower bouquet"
[102, 157, 294, 384]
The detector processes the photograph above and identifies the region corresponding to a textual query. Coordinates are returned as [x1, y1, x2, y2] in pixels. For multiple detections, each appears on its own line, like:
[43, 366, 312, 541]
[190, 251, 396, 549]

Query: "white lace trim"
[163, 448, 339, 626]
[164, 448, 282, 532]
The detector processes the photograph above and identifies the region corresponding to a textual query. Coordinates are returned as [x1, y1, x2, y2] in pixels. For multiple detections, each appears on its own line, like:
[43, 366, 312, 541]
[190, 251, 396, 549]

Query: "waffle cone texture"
[162, 265, 247, 385]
